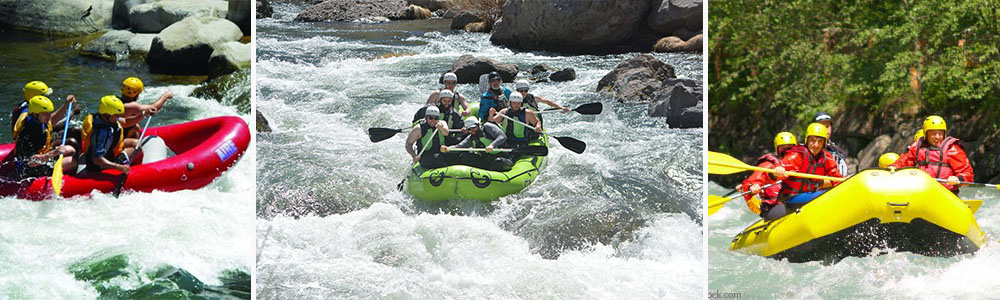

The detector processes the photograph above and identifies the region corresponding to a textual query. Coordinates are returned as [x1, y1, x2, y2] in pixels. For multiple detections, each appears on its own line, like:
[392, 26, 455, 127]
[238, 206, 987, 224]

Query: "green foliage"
[709, 0, 1000, 121]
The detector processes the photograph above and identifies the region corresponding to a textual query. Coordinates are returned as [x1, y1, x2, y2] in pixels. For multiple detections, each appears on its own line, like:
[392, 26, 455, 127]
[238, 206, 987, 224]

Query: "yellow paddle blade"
[707, 195, 730, 216]
[707, 151, 752, 175]
[52, 154, 64, 197]
[965, 199, 983, 214]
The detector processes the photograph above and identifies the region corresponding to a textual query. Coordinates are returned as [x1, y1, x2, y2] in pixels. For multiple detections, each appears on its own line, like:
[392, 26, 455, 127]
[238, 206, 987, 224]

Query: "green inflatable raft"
[406, 103, 548, 202]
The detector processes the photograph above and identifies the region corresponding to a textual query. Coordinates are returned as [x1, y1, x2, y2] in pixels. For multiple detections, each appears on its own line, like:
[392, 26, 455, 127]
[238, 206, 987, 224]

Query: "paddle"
[495, 113, 586, 154]
[447, 145, 548, 156]
[537, 102, 603, 115]
[398, 127, 439, 191]
[707, 151, 844, 182]
[368, 127, 408, 143]
[113, 114, 153, 197]
[707, 183, 777, 216]
[934, 178, 1000, 190]
[51, 102, 73, 197]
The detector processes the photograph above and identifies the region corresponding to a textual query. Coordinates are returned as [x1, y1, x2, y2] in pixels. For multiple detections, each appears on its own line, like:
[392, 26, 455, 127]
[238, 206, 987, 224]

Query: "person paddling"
[813, 112, 850, 176]
[514, 80, 568, 124]
[742, 132, 796, 216]
[413, 90, 464, 143]
[890, 116, 974, 194]
[766, 123, 843, 220]
[492, 93, 542, 149]
[81, 96, 130, 174]
[442, 117, 513, 171]
[11, 95, 78, 179]
[479, 72, 512, 123]
[425, 72, 470, 117]
[118, 77, 172, 160]
[405, 106, 453, 169]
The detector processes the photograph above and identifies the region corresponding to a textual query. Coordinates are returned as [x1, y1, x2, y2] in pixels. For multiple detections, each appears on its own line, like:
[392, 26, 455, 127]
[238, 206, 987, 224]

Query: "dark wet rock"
[227, 0, 253, 35]
[70, 252, 251, 299]
[400, 4, 432, 20]
[146, 16, 243, 75]
[530, 63, 557, 74]
[450, 11, 480, 30]
[653, 34, 701, 53]
[646, 0, 702, 36]
[257, 111, 272, 133]
[491, 0, 658, 54]
[192, 69, 250, 114]
[856, 134, 893, 169]
[80, 30, 135, 61]
[206, 41, 251, 79]
[408, 0, 449, 11]
[596, 54, 677, 102]
[672, 27, 700, 41]
[0, 0, 113, 36]
[128, 0, 228, 33]
[294, 0, 407, 22]
[648, 78, 702, 128]
[447, 54, 518, 83]
[549, 68, 576, 82]
[256, 0, 273, 18]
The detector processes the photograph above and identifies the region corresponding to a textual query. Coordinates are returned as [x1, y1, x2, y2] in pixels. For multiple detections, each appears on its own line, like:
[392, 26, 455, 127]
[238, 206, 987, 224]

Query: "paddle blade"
[707, 195, 728, 216]
[368, 128, 402, 143]
[965, 199, 983, 214]
[52, 154, 64, 197]
[573, 102, 603, 115]
[706, 151, 752, 175]
[513, 145, 548, 156]
[553, 136, 586, 154]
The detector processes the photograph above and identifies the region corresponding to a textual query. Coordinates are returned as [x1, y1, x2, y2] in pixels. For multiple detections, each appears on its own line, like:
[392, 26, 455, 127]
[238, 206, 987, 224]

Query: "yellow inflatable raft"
[730, 168, 987, 262]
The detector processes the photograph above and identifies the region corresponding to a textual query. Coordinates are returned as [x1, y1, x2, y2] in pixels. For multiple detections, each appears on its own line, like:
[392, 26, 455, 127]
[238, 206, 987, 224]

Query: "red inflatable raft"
[0, 116, 250, 200]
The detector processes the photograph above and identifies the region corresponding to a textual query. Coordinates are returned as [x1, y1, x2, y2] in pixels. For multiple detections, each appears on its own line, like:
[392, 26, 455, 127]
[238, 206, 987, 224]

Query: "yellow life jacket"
[81, 114, 124, 158]
[12, 112, 52, 155]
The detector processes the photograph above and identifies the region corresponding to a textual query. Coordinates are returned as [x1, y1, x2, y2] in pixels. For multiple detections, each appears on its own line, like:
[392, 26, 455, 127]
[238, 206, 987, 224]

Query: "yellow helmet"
[922, 115, 946, 132]
[913, 129, 924, 142]
[122, 77, 144, 98]
[28, 95, 55, 114]
[773, 132, 797, 152]
[99, 95, 125, 115]
[805, 122, 829, 140]
[878, 152, 899, 169]
[23, 81, 53, 101]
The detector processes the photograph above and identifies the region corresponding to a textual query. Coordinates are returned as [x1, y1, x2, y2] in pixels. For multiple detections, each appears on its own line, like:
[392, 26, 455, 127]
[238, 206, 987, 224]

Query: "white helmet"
[509, 93, 523, 103]
[464, 117, 479, 129]
[515, 80, 530, 91]
[425, 105, 440, 117]
[439, 89, 454, 99]
[443, 72, 458, 82]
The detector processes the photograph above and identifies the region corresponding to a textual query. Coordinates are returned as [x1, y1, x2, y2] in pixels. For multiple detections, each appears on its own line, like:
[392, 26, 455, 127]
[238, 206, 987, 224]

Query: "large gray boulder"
[450, 11, 480, 30]
[596, 54, 676, 102]
[128, 0, 228, 33]
[127, 33, 157, 54]
[294, 0, 407, 22]
[491, 0, 653, 54]
[226, 0, 252, 35]
[256, 0, 273, 18]
[257, 111, 272, 133]
[447, 54, 518, 84]
[0, 0, 114, 36]
[207, 41, 251, 79]
[648, 78, 702, 128]
[112, 0, 152, 29]
[80, 30, 135, 60]
[146, 16, 243, 75]
[856, 134, 892, 169]
[646, 0, 702, 36]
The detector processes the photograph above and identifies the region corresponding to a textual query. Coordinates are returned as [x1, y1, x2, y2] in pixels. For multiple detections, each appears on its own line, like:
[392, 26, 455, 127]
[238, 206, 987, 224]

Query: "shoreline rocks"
[491, 0, 655, 54]
[0, 0, 114, 36]
[653, 34, 702, 53]
[294, 0, 407, 22]
[146, 16, 243, 75]
[127, 0, 228, 33]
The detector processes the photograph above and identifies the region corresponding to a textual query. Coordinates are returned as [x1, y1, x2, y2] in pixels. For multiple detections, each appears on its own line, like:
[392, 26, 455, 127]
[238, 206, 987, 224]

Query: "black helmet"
[487, 71, 501, 81]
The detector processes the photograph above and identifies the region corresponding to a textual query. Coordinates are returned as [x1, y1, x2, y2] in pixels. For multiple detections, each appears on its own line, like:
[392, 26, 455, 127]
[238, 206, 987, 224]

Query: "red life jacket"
[912, 136, 962, 181]
[780, 145, 829, 195]
[755, 153, 782, 204]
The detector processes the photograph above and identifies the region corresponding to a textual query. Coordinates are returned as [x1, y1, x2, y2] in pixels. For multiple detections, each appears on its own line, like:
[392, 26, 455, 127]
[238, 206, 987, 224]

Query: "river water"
[708, 181, 1000, 299]
[256, 3, 704, 298]
[0, 28, 253, 297]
